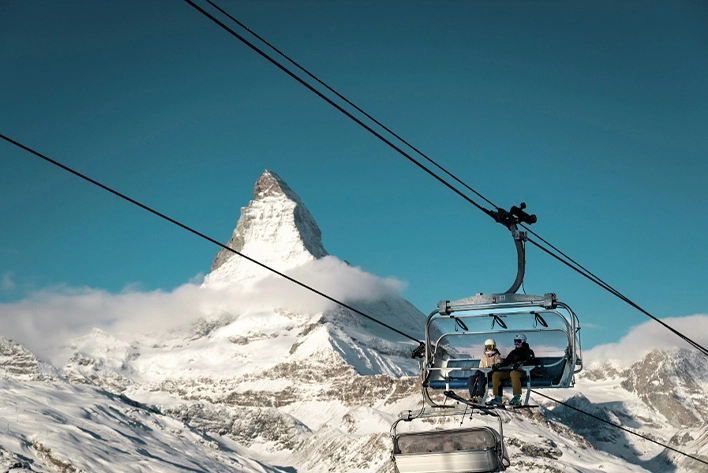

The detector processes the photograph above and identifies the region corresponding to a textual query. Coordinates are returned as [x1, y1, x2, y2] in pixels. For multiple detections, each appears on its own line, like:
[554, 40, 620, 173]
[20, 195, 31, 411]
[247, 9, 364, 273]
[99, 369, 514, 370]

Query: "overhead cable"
[202, 0, 499, 211]
[0, 133, 421, 345]
[182, 0, 495, 219]
[527, 236, 708, 357]
[187, 0, 708, 359]
[531, 390, 708, 467]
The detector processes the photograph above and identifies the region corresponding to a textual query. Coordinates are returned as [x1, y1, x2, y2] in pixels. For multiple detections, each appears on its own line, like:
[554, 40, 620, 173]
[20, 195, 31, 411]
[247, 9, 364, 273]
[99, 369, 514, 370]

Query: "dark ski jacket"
[499, 342, 536, 368]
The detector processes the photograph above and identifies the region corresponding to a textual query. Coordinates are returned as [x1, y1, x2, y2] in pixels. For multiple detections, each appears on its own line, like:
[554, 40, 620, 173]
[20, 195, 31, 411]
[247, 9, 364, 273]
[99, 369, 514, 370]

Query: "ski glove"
[492, 363, 501, 370]
[512, 362, 523, 370]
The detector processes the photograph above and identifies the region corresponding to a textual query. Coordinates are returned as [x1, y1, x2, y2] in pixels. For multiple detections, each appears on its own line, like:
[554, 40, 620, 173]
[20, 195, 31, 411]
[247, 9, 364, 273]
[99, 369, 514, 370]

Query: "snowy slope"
[0, 376, 285, 473]
[0, 170, 705, 472]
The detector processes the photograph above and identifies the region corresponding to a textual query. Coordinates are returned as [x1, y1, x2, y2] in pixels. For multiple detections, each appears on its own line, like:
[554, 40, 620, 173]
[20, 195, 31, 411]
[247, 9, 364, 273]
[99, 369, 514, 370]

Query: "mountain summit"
[4, 170, 704, 472]
[205, 170, 328, 288]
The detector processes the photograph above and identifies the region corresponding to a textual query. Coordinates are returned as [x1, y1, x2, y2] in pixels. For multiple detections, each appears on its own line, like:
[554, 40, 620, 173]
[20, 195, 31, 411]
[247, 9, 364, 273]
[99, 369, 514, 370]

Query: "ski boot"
[486, 395, 504, 407]
[509, 394, 522, 406]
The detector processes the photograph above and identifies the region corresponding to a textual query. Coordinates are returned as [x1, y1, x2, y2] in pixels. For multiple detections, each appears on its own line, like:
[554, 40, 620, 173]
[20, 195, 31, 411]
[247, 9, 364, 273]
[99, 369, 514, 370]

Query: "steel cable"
[0, 133, 422, 345]
[186, 0, 708, 359]
[531, 389, 708, 467]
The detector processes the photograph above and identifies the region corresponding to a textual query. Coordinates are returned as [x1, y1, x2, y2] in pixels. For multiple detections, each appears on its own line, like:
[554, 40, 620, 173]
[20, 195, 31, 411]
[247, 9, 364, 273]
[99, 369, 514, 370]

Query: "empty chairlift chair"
[391, 407, 509, 473]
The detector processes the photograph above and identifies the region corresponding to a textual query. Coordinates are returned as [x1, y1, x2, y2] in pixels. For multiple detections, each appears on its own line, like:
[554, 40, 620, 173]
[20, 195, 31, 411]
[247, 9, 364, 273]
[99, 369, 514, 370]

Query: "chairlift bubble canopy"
[422, 291, 582, 404]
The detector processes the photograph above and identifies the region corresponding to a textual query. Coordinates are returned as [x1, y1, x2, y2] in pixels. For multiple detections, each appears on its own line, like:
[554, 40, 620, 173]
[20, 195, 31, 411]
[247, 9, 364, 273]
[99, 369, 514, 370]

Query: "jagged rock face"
[621, 349, 708, 428]
[664, 423, 708, 472]
[645, 422, 708, 472]
[206, 170, 328, 285]
[63, 351, 134, 392]
[550, 393, 622, 443]
[578, 363, 623, 381]
[0, 445, 31, 471]
[0, 337, 42, 380]
[162, 403, 312, 449]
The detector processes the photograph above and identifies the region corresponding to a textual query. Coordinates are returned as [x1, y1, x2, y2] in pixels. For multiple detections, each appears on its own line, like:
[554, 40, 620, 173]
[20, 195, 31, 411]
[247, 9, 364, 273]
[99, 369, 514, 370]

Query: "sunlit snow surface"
[0, 378, 283, 473]
[5, 321, 705, 473]
[1, 170, 706, 472]
[0, 372, 663, 473]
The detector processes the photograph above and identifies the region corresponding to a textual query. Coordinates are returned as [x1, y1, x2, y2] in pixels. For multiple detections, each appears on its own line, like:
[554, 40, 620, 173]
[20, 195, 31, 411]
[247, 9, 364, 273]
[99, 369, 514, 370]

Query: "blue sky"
[1, 0, 707, 351]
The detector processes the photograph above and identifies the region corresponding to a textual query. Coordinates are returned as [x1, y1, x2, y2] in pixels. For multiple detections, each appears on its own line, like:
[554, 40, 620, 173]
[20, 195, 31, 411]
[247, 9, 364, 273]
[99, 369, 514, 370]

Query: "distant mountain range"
[0, 170, 705, 472]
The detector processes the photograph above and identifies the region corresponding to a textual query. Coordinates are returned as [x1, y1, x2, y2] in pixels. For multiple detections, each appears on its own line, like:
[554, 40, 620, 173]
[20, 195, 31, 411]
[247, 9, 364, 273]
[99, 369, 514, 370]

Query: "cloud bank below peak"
[584, 313, 708, 368]
[0, 255, 406, 363]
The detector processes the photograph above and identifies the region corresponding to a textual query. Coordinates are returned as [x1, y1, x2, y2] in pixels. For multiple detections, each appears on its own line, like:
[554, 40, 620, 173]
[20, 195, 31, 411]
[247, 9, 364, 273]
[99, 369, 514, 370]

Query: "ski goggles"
[485, 345, 495, 350]
[513, 338, 524, 344]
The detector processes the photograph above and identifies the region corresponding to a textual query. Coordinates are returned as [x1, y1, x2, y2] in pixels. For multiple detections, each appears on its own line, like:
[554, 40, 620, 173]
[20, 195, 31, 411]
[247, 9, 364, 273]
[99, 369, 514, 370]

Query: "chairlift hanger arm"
[488, 203, 537, 294]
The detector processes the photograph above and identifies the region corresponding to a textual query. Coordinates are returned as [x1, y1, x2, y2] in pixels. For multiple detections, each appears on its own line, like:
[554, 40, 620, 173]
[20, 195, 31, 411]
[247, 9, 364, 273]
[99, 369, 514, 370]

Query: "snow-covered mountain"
[566, 348, 708, 472]
[205, 170, 328, 288]
[0, 170, 706, 472]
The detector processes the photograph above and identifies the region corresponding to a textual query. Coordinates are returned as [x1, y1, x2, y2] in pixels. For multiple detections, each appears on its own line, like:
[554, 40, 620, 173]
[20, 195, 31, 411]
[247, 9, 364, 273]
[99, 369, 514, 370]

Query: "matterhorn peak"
[253, 169, 300, 201]
[203, 170, 328, 288]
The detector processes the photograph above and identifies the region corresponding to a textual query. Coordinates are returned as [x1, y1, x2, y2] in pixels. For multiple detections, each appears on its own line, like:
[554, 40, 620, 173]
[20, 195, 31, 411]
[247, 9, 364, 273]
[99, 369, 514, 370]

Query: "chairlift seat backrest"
[393, 426, 506, 473]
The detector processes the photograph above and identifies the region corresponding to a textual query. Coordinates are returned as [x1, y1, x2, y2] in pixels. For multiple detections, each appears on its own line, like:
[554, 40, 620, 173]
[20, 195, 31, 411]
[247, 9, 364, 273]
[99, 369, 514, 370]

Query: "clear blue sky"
[1, 0, 707, 350]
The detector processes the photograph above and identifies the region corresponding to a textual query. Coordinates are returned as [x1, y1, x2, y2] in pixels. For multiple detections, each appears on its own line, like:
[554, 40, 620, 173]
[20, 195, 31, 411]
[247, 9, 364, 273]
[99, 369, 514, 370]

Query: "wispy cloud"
[585, 313, 708, 367]
[0, 283, 201, 362]
[12, 253, 701, 373]
[248, 256, 404, 313]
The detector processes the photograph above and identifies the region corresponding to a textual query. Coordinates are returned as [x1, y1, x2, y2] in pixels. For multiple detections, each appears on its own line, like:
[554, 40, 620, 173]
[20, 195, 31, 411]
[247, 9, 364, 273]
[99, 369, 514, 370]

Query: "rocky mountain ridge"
[205, 170, 328, 286]
[581, 348, 708, 429]
[0, 170, 705, 472]
[3, 335, 706, 473]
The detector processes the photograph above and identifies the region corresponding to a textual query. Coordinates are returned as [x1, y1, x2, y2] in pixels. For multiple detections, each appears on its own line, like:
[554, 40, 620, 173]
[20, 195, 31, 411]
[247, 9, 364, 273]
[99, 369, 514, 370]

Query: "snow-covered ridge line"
[0, 170, 705, 472]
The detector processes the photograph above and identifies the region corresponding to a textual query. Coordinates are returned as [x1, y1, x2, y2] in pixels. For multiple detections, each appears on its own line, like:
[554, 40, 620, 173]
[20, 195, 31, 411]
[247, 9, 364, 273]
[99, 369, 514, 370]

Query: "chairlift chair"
[422, 291, 582, 406]
[417, 204, 583, 406]
[391, 406, 510, 473]
[390, 205, 582, 473]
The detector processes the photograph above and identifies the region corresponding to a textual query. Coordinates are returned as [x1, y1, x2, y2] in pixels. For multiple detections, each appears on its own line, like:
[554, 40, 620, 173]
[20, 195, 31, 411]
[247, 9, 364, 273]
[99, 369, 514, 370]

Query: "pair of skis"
[444, 390, 538, 410]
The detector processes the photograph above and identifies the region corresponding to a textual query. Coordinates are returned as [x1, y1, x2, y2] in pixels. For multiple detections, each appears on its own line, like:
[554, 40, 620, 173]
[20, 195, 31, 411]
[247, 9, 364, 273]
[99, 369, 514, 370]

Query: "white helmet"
[484, 338, 496, 347]
[513, 334, 527, 343]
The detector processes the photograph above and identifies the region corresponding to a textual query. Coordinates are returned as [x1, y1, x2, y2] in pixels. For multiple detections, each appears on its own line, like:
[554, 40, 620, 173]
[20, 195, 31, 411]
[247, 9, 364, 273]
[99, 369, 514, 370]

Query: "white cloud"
[585, 313, 708, 368]
[248, 256, 404, 312]
[0, 256, 405, 365]
[0, 283, 205, 363]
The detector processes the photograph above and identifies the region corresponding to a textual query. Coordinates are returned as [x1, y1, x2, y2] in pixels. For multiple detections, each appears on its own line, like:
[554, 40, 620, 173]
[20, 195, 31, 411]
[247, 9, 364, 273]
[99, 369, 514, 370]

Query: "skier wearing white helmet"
[480, 338, 502, 368]
[467, 338, 501, 403]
